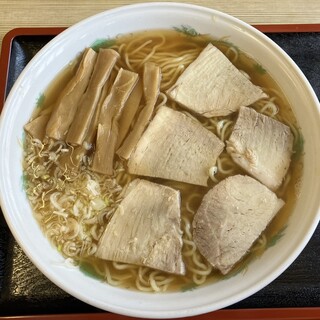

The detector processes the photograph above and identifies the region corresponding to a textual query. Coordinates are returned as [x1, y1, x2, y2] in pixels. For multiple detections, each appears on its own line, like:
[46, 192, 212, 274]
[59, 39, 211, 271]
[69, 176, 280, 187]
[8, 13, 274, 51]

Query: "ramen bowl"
[0, 2, 320, 318]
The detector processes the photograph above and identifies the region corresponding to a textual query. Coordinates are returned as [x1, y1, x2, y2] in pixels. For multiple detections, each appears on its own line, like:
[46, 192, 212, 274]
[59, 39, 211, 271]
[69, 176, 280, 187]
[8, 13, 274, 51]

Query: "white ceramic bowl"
[0, 3, 320, 318]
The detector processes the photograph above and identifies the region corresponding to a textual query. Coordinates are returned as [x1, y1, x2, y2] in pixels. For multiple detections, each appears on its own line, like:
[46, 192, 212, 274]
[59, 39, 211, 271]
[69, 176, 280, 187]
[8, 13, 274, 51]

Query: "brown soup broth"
[24, 29, 303, 291]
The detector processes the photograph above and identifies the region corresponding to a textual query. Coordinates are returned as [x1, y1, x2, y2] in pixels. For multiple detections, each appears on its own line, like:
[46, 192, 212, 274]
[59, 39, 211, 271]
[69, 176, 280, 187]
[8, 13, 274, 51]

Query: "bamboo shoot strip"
[24, 114, 50, 141]
[115, 79, 143, 149]
[91, 68, 139, 175]
[58, 74, 114, 171]
[46, 48, 97, 141]
[66, 49, 120, 145]
[116, 62, 161, 160]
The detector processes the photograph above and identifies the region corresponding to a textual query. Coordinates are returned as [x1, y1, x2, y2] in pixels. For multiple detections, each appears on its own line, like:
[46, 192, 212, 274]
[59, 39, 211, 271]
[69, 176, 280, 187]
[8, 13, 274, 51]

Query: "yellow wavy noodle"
[111, 31, 203, 91]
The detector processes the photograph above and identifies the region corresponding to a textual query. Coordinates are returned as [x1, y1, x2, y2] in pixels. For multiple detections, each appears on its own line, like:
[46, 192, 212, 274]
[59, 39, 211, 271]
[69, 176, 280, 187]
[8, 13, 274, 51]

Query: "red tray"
[0, 25, 320, 319]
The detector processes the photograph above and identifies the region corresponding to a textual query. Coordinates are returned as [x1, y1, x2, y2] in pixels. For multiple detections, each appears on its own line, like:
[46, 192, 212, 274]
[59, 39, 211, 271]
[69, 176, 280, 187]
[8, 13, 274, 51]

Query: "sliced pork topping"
[127, 106, 225, 186]
[95, 179, 185, 275]
[166, 43, 268, 117]
[193, 174, 284, 275]
[46, 48, 97, 141]
[226, 106, 294, 191]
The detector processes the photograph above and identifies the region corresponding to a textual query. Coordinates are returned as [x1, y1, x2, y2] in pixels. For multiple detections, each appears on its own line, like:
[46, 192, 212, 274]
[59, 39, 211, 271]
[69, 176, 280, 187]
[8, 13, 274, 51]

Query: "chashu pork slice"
[95, 179, 185, 275]
[193, 174, 284, 275]
[166, 43, 267, 117]
[127, 106, 225, 187]
[226, 106, 294, 191]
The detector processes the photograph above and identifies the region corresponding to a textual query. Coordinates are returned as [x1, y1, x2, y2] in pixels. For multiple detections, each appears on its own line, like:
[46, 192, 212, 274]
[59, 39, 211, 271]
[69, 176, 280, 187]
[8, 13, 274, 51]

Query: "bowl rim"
[0, 2, 320, 318]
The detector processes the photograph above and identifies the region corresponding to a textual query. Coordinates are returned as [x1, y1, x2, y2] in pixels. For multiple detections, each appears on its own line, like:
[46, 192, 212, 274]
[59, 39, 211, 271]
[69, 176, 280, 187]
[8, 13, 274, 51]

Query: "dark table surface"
[0, 30, 319, 317]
